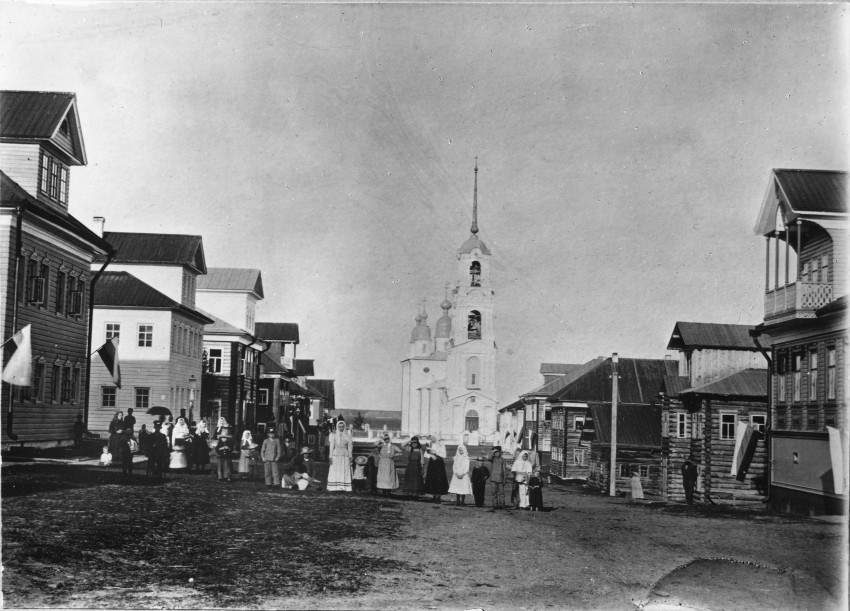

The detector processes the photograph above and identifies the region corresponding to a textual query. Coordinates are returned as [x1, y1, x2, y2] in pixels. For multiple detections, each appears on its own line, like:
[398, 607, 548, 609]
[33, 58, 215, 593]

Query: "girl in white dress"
[448, 445, 472, 506]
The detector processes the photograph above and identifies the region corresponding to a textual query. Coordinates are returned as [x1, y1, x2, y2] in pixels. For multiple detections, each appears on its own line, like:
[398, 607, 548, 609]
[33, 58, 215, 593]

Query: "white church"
[400, 163, 498, 444]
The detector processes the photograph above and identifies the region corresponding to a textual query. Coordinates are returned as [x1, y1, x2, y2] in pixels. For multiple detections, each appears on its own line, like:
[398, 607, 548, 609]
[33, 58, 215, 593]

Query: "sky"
[2, 2, 847, 412]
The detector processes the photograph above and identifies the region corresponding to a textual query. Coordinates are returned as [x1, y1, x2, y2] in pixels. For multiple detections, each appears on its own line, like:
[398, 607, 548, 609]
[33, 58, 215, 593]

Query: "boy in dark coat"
[471, 454, 490, 508]
[489, 446, 508, 510]
[216, 432, 234, 482]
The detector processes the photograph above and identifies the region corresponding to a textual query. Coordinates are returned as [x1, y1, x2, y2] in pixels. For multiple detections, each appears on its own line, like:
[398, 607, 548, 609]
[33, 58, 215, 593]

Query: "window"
[31, 360, 44, 401]
[135, 388, 150, 410]
[208, 348, 222, 373]
[72, 368, 80, 403]
[258, 389, 269, 406]
[51, 364, 61, 403]
[66, 276, 82, 316]
[469, 261, 481, 287]
[776, 353, 786, 403]
[676, 413, 687, 438]
[825, 407, 837, 428]
[138, 324, 153, 347]
[55, 271, 66, 313]
[821, 255, 830, 283]
[39, 152, 69, 205]
[720, 413, 736, 440]
[806, 408, 818, 430]
[105, 323, 120, 341]
[776, 410, 786, 429]
[572, 415, 586, 431]
[467, 310, 481, 340]
[102, 387, 116, 408]
[751, 414, 766, 434]
[466, 356, 480, 389]
[61, 365, 72, 402]
[791, 407, 802, 429]
[793, 354, 801, 402]
[26, 259, 46, 305]
[573, 449, 588, 466]
[639, 465, 649, 477]
[465, 409, 479, 432]
[827, 348, 836, 400]
[809, 349, 818, 403]
[801, 261, 810, 282]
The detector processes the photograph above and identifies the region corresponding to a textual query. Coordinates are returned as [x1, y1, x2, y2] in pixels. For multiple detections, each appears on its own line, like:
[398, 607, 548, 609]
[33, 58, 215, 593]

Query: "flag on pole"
[96, 337, 121, 388]
[1, 325, 32, 386]
[731, 421, 759, 482]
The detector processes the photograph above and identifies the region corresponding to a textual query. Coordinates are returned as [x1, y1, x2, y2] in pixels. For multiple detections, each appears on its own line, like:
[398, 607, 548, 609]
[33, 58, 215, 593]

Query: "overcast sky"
[2, 2, 847, 412]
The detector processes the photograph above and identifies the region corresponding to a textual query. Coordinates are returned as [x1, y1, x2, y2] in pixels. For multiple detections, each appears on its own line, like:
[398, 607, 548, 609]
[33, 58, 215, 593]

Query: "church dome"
[410, 311, 431, 342]
[435, 297, 452, 338]
[459, 233, 491, 255]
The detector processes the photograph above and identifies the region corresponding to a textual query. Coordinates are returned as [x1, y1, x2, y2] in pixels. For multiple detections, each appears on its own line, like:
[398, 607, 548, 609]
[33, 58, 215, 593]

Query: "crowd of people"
[96, 412, 545, 510]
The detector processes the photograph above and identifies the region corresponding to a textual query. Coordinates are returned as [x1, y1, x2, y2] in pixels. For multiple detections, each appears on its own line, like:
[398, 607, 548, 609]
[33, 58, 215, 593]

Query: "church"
[400, 163, 498, 443]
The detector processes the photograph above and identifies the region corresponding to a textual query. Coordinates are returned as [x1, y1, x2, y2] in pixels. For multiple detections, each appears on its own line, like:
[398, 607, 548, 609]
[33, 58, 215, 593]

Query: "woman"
[169, 416, 191, 470]
[448, 445, 472, 506]
[108, 411, 124, 456]
[630, 467, 644, 502]
[193, 420, 211, 473]
[402, 436, 426, 499]
[239, 430, 258, 478]
[137, 424, 149, 456]
[423, 439, 449, 503]
[511, 451, 534, 509]
[376, 434, 402, 497]
[327, 420, 353, 492]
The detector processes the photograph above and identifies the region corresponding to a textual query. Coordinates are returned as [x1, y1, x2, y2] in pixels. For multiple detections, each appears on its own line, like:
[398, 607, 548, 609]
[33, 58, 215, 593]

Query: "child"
[117, 428, 134, 480]
[515, 472, 529, 509]
[471, 454, 490, 507]
[630, 467, 644, 502]
[216, 432, 233, 482]
[352, 455, 367, 493]
[528, 469, 544, 511]
[99, 445, 112, 466]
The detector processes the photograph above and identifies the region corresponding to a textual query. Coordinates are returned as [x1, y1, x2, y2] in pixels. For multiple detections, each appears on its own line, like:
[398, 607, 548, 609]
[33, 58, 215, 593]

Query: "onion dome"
[435, 302, 452, 338]
[410, 310, 432, 342]
[459, 233, 491, 255]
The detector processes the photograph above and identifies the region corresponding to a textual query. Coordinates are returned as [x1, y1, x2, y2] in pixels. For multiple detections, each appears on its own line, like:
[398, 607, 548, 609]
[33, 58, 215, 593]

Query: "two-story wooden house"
[88, 232, 211, 432]
[752, 169, 847, 516]
[1, 90, 112, 447]
[196, 268, 267, 434]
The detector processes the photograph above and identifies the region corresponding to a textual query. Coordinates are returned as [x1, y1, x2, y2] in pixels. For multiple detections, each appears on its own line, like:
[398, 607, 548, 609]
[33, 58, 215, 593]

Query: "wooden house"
[1, 91, 112, 447]
[661, 322, 769, 504]
[752, 169, 848, 516]
[256, 321, 300, 426]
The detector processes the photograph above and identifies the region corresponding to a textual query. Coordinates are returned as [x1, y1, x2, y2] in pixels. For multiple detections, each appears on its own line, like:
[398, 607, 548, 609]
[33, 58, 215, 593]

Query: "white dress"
[448, 452, 472, 495]
[327, 431, 353, 491]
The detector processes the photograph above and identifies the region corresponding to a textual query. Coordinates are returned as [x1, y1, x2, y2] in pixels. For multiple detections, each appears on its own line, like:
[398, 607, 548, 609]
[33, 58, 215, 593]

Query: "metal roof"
[293, 359, 314, 377]
[528, 357, 606, 397]
[680, 369, 768, 400]
[590, 403, 662, 447]
[0, 171, 111, 254]
[498, 398, 525, 413]
[96, 232, 206, 274]
[548, 357, 677, 404]
[540, 363, 581, 375]
[0, 91, 86, 164]
[775, 169, 848, 215]
[667, 322, 758, 351]
[94, 272, 213, 324]
[197, 268, 264, 299]
[662, 375, 691, 399]
[255, 322, 299, 343]
[196, 306, 249, 335]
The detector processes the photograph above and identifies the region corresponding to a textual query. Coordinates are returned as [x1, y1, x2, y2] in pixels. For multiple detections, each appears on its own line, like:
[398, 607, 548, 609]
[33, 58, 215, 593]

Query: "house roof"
[93, 272, 212, 324]
[590, 403, 662, 447]
[197, 268, 264, 299]
[293, 359, 314, 377]
[680, 369, 768, 400]
[0, 171, 111, 254]
[539, 363, 580, 375]
[0, 90, 86, 164]
[755, 169, 848, 235]
[96, 232, 206, 274]
[255, 322, 299, 343]
[196, 306, 248, 335]
[306, 379, 335, 406]
[662, 375, 691, 399]
[286, 379, 319, 398]
[498, 398, 526, 413]
[817, 295, 847, 317]
[548, 357, 676, 404]
[528, 357, 606, 397]
[260, 352, 289, 375]
[667, 322, 759, 351]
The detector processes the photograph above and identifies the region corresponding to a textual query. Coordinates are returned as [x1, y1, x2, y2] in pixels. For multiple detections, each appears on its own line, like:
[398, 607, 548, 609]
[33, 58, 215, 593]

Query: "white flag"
[1, 325, 32, 386]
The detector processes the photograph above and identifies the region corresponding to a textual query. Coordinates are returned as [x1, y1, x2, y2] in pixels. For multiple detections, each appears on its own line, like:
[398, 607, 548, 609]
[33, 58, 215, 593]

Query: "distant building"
[1, 90, 112, 447]
[255, 321, 300, 426]
[752, 169, 848, 516]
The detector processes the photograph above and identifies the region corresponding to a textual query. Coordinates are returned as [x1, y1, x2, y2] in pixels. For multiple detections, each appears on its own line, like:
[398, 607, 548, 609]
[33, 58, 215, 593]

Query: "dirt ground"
[2, 460, 847, 610]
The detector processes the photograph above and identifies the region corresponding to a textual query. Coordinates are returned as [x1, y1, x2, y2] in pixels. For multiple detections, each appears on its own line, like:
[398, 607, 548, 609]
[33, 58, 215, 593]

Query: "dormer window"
[39, 151, 69, 206]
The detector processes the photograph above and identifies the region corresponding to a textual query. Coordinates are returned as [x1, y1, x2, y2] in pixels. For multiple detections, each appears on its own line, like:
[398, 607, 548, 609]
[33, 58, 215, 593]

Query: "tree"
[353, 411, 366, 430]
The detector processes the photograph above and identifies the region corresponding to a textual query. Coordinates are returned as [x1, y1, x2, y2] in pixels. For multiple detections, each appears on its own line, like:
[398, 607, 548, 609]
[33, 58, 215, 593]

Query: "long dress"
[377, 442, 401, 490]
[108, 418, 122, 455]
[448, 450, 472, 495]
[403, 447, 424, 495]
[630, 474, 644, 500]
[423, 454, 449, 496]
[327, 431, 353, 491]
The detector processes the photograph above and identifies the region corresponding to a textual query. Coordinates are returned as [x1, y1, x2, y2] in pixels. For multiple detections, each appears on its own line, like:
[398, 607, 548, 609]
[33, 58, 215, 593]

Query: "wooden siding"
[587, 445, 663, 497]
[0, 143, 41, 196]
[689, 349, 766, 388]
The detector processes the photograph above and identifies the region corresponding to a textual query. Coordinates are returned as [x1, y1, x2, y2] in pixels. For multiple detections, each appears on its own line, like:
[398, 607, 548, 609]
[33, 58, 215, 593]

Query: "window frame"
[809, 349, 818, 403]
[102, 386, 117, 408]
[676, 412, 687, 438]
[208, 348, 222, 374]
[105, 322, 121, 341]
[258, 388, 269, 406]
[750, 413, 767, 434]
[137, 323, 153, 348]
[827, 347, 836, 401]
[134, 387, 151, 410]
[720, 412, 737, 441]
[793, 353, 802, 402]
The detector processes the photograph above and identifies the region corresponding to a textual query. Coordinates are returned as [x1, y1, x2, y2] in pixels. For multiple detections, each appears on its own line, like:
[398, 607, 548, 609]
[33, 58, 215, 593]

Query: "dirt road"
[2, 461, 846, 610]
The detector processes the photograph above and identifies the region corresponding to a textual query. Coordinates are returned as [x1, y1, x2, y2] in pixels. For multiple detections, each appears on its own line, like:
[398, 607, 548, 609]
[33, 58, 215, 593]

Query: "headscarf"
[195, 420, 209, 435]
[333, 420, 349, 443]
[113, 411, 123, 421]
[241, 430, 255, 447]
[453, 445, 469, 476]
[512, 451, 533, 475]
[172, 417, 191, 445]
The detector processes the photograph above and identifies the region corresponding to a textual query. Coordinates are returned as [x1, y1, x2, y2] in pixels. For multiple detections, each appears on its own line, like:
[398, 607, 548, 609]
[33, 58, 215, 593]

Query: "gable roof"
[590, 403, 661, 447]
[548, 357, 676, 404]
[93, 271, 212, 324]
[0, 171, 111, 254]
[96, 232, 206, 274]
[255, 322, 299, 343]
[306, 379, 335, 407]
[540, 363, 580, 375]
[528, 357, 607, 398]
[196, 306, 249, 335]
[0, 90, 86, 164]
[667, 322, 758, 351]
[680, 368, 768, 400]
[662, 375, 692, 399]
[498, 398, 526, 413]
[755, 169, 848, 236]
[197, 268, 264, 299]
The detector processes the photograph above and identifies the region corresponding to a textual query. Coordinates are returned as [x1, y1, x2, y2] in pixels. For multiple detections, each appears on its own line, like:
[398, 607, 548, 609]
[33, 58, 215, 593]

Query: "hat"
[267, 428, 277, 435]
[493, 446, 502, 452]
[410, 436, 420, 443]
[383, 434, 391, 440]
[355, 456, 367, 466]
[301, 446, 311, 454]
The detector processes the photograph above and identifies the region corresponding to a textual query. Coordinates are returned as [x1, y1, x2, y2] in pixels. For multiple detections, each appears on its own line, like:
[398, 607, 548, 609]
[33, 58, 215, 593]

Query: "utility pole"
[609, 353, 619, 497]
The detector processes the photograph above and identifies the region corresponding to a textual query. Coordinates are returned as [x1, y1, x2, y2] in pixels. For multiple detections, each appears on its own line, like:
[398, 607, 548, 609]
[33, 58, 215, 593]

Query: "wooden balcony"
[764, 281, 833, 320]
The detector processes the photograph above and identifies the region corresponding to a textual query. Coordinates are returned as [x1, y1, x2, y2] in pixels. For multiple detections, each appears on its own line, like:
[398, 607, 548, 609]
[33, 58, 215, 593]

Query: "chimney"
[92, 216, 105, 238]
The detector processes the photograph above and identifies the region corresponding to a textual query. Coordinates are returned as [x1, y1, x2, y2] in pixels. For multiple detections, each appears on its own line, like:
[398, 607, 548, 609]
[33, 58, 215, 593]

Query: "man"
[681, 457, 698, 505]
[261, 428, 282, 488]
[489, 446, 508, 510]
[147, 421, 170, 482]
[123, 408, 137, 438]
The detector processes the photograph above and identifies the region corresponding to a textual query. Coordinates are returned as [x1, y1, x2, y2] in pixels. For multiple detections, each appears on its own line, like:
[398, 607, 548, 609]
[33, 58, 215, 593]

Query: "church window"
[467, 311, 481, 340]
[466, 356, 481, 389]
[469, 261, 481, 287]
[465, 409, 479, 432]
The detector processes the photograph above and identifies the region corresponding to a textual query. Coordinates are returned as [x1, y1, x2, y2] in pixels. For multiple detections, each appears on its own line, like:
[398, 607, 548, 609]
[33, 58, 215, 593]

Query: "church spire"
[470, 157, 479, 235]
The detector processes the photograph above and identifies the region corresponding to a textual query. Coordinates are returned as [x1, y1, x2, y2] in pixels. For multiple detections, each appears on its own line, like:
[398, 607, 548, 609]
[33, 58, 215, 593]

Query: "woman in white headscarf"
[192, 419, 211, 473]
[327, 420, 353, 492]
[448, 445, 472, 506]
[169, 416, 191, 470]
[511, 450, 534, 509]
[238, 430, 258, 478]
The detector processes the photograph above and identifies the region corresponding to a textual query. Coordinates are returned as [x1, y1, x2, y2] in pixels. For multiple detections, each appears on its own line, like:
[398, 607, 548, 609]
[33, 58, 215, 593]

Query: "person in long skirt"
[376, 434, 402, 497]
[107, 411, 124, 457]
[528, 469, 544, 511]
[365, 442, 381, 495]
[169, 417, 191, 471]
[422, 437, 449, 503]
[238, 430, 257, 478]
[327, 420, 353, 491]
[192, 420, 211, 473]
[402, 436, 426, 499]
[448, 445, 472, 506]
[630, 467, 644, 502]
[511, 450, 534, 509]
